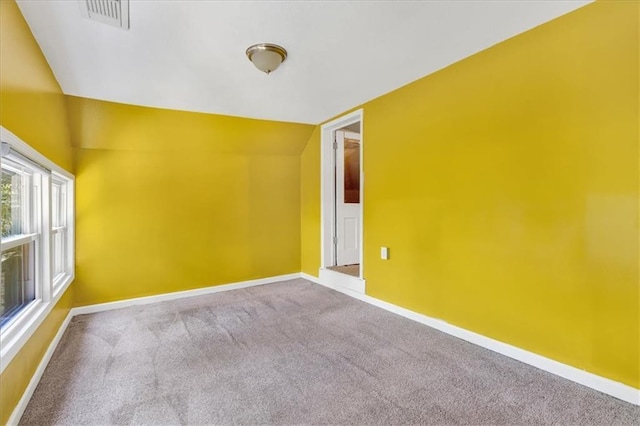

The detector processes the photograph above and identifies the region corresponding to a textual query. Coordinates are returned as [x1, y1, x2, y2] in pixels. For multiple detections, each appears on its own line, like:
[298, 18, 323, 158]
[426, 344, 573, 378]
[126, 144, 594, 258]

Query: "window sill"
[52, 273, 72, 295]
[0, 274, 73, 374]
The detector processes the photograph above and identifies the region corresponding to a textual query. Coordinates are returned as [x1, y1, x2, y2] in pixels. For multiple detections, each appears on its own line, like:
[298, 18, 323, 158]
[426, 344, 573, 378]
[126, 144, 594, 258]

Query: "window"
[1, 160, 38, 327]
[51, 178, 69, 283]
[0, 126, 74, 373]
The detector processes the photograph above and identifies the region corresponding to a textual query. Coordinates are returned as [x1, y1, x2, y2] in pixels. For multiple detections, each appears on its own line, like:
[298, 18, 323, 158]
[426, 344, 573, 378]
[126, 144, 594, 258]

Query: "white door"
[335, 130, 361, 266]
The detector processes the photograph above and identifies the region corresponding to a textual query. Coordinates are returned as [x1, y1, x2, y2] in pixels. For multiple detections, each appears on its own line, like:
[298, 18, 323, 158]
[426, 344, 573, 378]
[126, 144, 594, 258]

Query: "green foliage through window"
[1, 172, 14, 238]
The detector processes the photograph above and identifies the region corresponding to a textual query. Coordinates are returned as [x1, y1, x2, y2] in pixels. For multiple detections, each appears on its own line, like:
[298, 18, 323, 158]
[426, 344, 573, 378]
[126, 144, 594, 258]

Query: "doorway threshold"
[319, 268, 365, 294]
[328, 264, 359, 277]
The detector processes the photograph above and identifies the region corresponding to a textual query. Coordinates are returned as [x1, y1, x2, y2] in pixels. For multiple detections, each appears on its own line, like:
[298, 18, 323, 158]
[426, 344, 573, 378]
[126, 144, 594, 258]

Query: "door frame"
[319, 109, 365, 293]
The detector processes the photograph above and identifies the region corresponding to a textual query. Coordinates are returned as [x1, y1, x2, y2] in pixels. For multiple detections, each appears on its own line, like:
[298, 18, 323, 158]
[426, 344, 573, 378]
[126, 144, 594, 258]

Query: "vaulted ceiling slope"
[17, 1, 591, 124]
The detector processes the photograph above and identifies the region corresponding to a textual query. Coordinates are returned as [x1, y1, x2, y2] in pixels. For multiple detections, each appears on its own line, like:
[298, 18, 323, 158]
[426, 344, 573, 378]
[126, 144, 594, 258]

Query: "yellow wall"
[300, 126, 321, 275]
[0, 1, 75, 423]
[67, 96, 314, 306]
[301, 1, 639, 388]
[0, 0, 73, 171]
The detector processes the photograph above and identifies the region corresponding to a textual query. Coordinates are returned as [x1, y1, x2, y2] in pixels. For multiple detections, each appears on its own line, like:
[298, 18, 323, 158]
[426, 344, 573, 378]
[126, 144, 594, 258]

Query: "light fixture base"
[246, 43, 287, 74]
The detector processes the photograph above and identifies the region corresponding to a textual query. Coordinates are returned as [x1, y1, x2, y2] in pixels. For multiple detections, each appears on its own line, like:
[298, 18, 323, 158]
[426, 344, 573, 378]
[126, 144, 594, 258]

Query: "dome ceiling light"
[246, 43, 287, 74]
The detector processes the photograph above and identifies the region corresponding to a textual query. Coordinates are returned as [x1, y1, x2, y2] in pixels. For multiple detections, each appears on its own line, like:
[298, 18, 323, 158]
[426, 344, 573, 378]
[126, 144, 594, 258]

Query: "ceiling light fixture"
[246, 43, 287, 74]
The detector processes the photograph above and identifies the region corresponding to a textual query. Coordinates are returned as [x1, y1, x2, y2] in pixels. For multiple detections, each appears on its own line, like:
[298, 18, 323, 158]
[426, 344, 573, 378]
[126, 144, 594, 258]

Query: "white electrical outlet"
[381, 247, 389, 260]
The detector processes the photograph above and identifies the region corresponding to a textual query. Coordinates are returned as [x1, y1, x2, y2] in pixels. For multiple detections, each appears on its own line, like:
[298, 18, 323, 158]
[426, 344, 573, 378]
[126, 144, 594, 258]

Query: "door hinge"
[333, 236, 338, 245]
[333, 141, 338, 150]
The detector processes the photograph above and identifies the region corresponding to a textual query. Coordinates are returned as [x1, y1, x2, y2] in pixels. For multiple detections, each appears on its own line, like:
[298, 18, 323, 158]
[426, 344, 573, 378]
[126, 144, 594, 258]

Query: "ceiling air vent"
[79, 0, 129, 30]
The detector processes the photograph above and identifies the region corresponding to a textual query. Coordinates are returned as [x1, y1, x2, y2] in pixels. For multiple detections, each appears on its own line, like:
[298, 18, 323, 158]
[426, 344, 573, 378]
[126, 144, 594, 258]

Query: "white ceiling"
[17, 0, 591, 124]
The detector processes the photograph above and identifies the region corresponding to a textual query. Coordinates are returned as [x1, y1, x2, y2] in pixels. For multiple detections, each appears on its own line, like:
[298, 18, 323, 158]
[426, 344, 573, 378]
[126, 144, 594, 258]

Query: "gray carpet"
[20, 279, 640, 425]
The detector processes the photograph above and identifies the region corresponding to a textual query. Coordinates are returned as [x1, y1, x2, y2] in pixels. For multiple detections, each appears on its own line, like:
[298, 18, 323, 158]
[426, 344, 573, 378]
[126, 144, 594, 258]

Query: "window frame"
[0, 126, 75, 374]
[51, 175, 72, 289]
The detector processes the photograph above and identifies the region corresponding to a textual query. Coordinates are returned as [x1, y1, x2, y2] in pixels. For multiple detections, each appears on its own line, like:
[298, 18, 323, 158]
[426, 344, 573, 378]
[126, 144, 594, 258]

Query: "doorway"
[319, 110, 365, 294]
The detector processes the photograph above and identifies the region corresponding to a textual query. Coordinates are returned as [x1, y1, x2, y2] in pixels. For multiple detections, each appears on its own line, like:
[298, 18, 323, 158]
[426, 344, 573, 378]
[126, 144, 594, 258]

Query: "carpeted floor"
[328, 264, 360, 277]
[20, 279, 640, 425]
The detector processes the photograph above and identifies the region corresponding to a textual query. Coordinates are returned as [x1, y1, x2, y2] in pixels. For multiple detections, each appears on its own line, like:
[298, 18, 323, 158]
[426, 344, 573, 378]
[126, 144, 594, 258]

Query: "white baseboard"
[303, 271, 366, 299]
[300, 272, 321, 284]
[8, 270, 638, 426]
[306, 274, 640, 406]
[72, 273, 301, 316]
[318, 268, 365, 293]
[6, 311, 73, 426]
